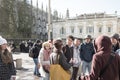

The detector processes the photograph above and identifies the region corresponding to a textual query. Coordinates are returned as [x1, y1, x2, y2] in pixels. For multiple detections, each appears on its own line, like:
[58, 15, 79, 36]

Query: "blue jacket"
[80, 42, 95, 62]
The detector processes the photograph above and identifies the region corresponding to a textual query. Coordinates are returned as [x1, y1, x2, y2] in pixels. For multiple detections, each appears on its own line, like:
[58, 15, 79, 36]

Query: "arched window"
[98, 27, 102, 33]
[106, 22, 113, 33]
[71, 26, 74, 33]
[108, 27, 112, 32]
[60, 27, 65, 34]
[79, 27, 82, 33]
[86, 26, 94, 33]
[118, 27, 120, 33]
[97, 22, 103, 33]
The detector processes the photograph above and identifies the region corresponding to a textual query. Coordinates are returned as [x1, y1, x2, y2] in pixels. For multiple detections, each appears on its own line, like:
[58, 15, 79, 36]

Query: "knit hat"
[111, 33, 119, 40]
[0, 37, 7, 45]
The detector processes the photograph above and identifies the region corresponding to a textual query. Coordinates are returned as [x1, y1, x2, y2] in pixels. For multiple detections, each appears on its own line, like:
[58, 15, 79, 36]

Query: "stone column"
[103, 21, 107, 35]
[93, 21, 97, 38]
[83, 22, 87, 38]
[74, 23, 78, 37]
[112, 21, 117, 33]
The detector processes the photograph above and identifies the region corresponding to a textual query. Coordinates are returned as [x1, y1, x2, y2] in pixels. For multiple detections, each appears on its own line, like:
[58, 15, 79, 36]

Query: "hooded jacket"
[80, 35, 120, 80]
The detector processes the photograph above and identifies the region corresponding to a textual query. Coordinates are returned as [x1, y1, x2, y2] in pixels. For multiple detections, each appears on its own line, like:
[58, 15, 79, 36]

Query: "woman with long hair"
[50, 39, 72, 71]
[39, 41, 52, 80]
[0, 36, 16, 80]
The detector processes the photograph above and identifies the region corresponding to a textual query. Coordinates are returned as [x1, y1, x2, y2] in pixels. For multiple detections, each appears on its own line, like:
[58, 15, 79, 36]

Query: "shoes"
[36, 74, 41, 77]
[34, 73, 41, 77]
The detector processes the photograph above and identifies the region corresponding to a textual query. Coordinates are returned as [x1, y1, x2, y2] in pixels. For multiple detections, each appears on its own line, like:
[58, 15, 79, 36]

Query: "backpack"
[29, 47, 34, 58]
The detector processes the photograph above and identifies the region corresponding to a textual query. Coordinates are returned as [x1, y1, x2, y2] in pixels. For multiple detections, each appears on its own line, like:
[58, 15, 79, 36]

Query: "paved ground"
[13, 53, 41, 80]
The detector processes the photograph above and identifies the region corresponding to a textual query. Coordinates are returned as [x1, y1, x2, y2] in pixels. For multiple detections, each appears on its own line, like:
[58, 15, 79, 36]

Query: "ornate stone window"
[87, 26, 94, 33]
[106, 22, 113, 33]
[97, 22, 103, 33]
[71, 26, 74, 33]
[108, 27, 111, 32]
[60, 27, 66, 34]
[79, 27, 82, 33]
[118, 27, 120, 33]
[98, 27, 102, 33]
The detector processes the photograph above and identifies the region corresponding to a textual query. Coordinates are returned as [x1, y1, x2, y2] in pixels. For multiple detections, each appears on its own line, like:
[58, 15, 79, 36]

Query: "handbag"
[50, 55, 71, 80]
[50, 64, 71, 80]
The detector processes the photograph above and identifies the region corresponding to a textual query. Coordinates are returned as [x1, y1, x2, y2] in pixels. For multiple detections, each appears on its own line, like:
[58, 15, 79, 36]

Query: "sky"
[32, 0, 120, 18]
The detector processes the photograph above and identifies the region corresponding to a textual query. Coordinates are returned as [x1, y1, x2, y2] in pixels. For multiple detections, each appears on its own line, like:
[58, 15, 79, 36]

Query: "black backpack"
[29, 47, 34, 58]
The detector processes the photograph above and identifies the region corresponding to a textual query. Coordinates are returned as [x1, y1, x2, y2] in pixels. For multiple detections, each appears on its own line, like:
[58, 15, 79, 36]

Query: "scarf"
[43, 49, 51, 73]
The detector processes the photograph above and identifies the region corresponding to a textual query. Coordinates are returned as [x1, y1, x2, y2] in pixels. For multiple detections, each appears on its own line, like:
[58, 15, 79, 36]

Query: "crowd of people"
[0, 33, 120, 80]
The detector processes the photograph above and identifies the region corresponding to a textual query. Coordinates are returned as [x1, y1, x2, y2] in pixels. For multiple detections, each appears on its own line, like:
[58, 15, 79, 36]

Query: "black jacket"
[0, 54, 16, 80]
[32, 44, 41, 58]
[80, 42, 95, 62]
[62, 45, 73, 63]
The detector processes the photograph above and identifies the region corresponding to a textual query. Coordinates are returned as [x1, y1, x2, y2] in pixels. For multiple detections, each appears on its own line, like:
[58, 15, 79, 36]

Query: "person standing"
[111, 33, 120, 52]
[0, 36, 16, 80]
[70, 38, 81, 80]
[50, 39, 72, 71]
[80, 35, 95, 75]
[62, 35, 74, 63]
[39, 42, 51, 80]
[32, 40, 42, 77]
[115, 38, 120, 56]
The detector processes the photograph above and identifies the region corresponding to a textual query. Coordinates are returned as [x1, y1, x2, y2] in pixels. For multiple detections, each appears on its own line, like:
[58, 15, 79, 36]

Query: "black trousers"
[71, 67, 79, 80]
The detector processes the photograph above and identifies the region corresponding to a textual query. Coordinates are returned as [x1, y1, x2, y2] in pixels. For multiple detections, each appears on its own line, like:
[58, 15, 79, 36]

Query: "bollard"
[15, 58, 22, 69]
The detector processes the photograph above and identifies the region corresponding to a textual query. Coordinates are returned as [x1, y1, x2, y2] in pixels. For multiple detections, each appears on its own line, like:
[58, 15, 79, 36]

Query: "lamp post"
[48, 0, 52, 40]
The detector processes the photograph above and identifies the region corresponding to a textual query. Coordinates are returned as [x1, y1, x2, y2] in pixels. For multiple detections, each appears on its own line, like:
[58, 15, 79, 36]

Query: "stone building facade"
[52, 13, 120, 39]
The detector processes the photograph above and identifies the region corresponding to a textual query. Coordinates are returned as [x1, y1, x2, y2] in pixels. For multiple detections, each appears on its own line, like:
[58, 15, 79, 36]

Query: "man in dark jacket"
[80, 35, 95, 75]
[63, 35, 74, 63]
[111, 33, 120, 52]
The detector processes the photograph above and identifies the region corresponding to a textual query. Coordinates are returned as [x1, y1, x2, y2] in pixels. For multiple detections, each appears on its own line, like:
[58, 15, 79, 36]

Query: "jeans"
[33, 58, 40, 75]
[81, 61, 91, 75]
